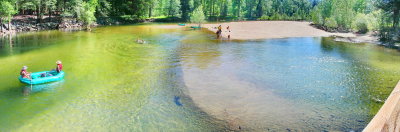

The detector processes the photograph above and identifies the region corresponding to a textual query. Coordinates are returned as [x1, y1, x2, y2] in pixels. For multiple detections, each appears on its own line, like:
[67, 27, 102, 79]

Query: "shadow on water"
[132, 32, 231, 131]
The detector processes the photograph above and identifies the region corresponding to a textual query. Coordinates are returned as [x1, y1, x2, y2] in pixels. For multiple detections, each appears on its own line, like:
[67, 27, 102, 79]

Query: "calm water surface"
[0, 24, 399, 131]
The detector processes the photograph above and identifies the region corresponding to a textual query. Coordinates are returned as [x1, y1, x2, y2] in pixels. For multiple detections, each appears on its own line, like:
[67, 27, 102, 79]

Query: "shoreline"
[1, 20, 393, 48]
[202, 21, 381, 45]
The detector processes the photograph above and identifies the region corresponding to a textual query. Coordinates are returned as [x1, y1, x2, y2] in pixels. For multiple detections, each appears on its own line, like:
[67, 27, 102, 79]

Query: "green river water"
[0, 24, 399, 131]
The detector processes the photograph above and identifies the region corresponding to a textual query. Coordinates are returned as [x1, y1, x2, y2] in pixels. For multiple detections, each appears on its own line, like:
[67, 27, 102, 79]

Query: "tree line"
[311, 0, 399, 44]
[0, 0, 316, 24]
[0, 0, 398, 43]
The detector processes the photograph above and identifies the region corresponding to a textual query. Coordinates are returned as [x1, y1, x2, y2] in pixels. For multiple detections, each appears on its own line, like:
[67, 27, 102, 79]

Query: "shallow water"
[0, 24, 399, 131]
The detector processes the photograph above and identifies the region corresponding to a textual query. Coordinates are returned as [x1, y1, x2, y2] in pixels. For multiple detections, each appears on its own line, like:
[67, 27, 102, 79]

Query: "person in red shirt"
[20, 66, 31, 79]
[56, 60, 63, 73]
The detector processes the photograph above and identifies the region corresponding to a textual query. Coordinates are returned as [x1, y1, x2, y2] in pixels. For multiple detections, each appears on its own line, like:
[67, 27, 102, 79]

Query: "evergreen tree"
[180, 0, 190, 21]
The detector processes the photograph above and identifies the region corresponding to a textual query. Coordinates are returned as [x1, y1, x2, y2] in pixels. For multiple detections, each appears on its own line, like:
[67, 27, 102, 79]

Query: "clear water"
[0, 24, 399, 131]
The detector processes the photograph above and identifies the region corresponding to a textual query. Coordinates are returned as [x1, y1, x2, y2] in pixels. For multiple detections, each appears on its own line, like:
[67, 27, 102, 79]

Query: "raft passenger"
[56, 60, 63, 73]
[20, 66, 31, 79]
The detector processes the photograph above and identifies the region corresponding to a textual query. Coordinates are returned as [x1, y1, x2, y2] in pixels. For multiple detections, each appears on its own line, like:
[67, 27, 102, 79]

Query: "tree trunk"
[211, 0, 214, 17]
[256, 0, 262, 18]
[212, 0, 215, 16]
[180, 0, 190, 21]
[238, 0, 241, 18]
[49, 8, 52, 23]
[393, 8, 399, 29]
[8, 21, 11, 31]
[36, 6, 41, 23]
[169, 0, 172, 17]
[0, 18, 2, 33]
[149, 7, 152, 18]
[64, 0, 66, 11]
[209, 0, 212, 17]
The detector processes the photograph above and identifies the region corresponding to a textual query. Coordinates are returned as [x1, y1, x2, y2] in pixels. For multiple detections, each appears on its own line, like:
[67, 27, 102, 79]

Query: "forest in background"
[0, 0, 399, 44]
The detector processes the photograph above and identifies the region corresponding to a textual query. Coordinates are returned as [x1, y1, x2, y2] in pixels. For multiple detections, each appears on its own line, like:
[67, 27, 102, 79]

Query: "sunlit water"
[0, 24, 399, 131]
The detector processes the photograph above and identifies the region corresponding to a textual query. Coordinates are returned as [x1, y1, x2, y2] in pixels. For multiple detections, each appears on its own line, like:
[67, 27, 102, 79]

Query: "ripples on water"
[0, 24, 399, 131]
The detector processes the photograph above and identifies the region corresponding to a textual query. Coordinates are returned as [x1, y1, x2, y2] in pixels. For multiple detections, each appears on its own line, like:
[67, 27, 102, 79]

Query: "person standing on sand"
[227, 26, 230, 32]
[216, 25, 222, 39]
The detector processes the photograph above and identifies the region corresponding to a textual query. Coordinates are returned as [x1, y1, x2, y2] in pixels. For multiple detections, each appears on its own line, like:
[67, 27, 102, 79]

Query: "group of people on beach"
[216, 25, 231, 39]
[20, 60, 63, 79]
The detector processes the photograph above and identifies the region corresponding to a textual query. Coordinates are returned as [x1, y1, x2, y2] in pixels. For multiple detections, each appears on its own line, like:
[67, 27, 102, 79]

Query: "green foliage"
[312, 0, 355, 31]
[190, 5, 205, 26]
[311, 0, 398, 43]
[334, 0, 355, 30]
[180, 0, 190, 21]
[270, 13, 281, 20]
[0, 1, 17, 23]
[168, 0, 181, 17]
[324, 17, 338, 29]
[311, 9, 323, 25]
[366, 10, 382, 31]
[10, 0, 315, 23]
[353, 0, 367, 13]
[377, 0, 400, 44]
[20, 1, 36, 11]
[352, 13, 369, 33]
[74, 0, 98, 29]
[45, 0, 57, 11]
[351, 11, 381, 33]
[4, 0, 398, 44]
[257, 15, 269, 20]
[84, 0, 98, 26]
[96, 0, 111, 17]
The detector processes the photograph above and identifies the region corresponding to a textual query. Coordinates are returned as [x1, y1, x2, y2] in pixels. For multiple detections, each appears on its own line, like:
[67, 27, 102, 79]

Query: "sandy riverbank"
[203, 21, 379, 44]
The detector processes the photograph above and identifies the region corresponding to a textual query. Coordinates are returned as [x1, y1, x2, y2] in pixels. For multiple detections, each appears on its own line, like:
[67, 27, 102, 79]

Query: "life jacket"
[56, 64, 63, 73]
[20, 69, 28, 78]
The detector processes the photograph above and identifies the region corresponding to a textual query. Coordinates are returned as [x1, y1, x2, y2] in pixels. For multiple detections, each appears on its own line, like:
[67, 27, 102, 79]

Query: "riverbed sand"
[203, 21, 355, 40]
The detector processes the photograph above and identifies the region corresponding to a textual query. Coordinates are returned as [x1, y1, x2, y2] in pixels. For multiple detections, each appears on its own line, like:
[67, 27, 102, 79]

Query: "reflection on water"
[0, 24, 399, 131]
